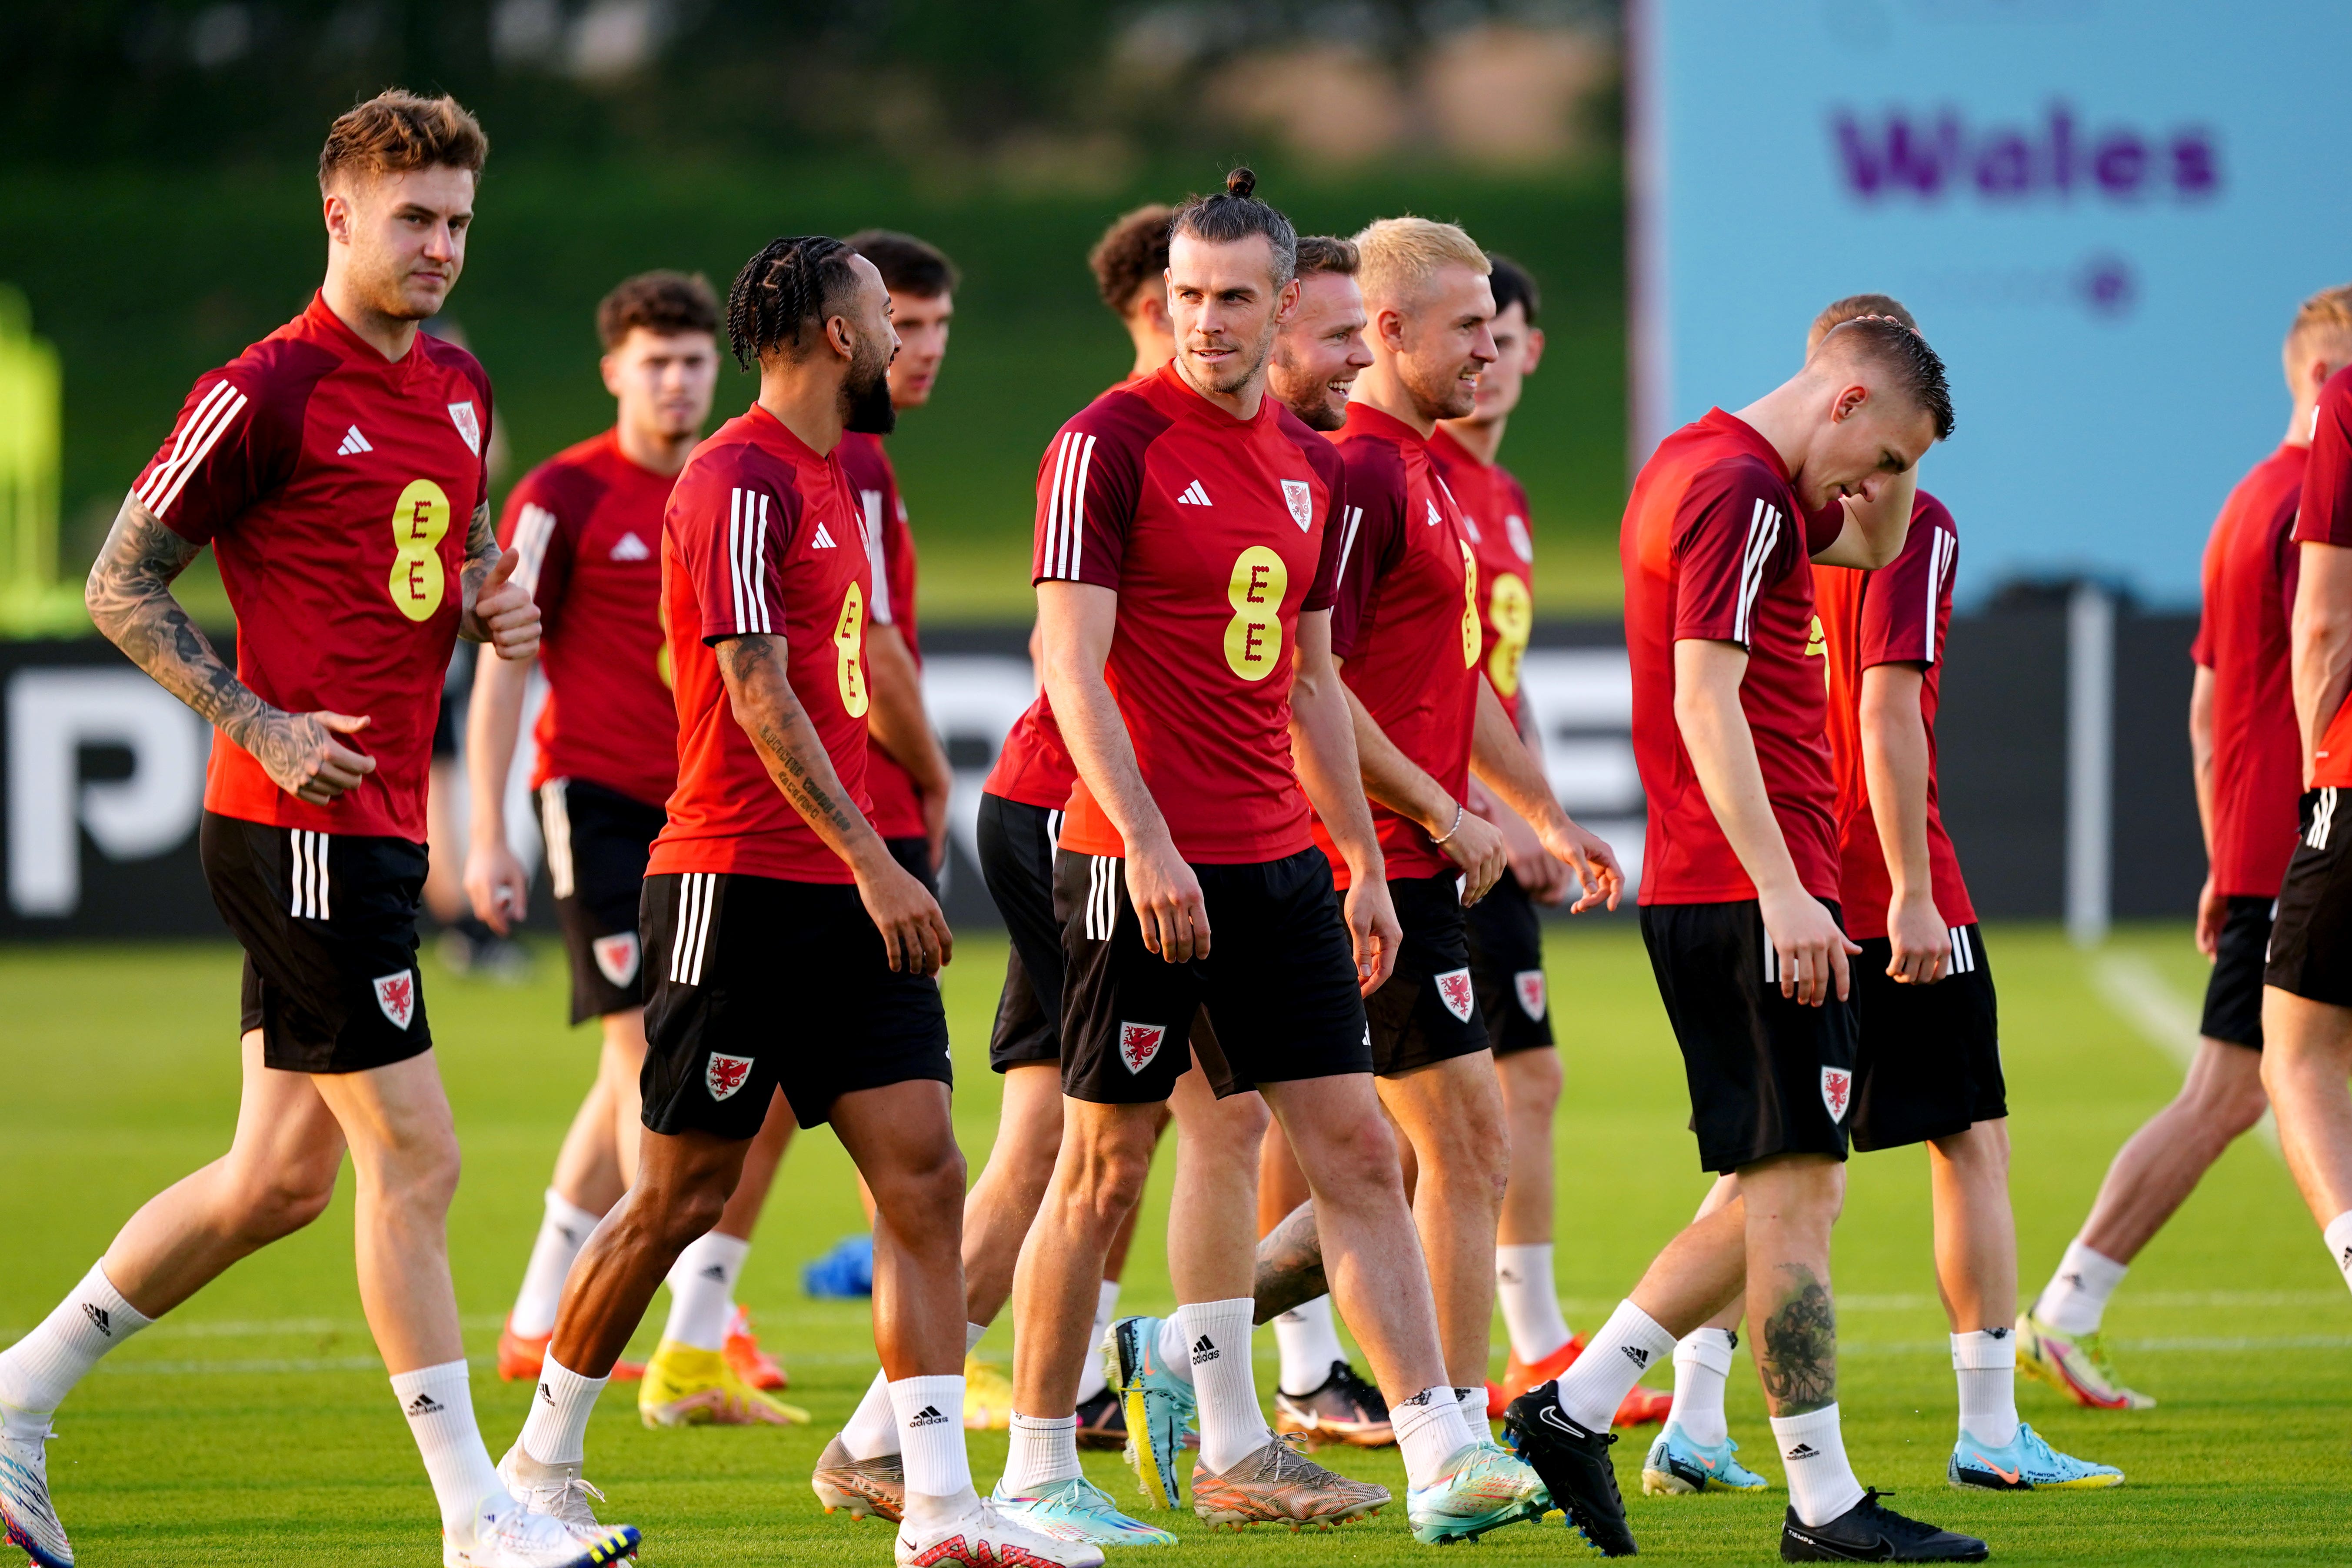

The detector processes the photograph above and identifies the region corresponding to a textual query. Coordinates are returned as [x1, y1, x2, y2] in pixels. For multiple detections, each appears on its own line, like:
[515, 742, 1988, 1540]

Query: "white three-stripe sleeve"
[508, 503, 560, 600]
[1032, 416, 1146, 588]
[723, 488, 780, 636]
[136, 377, 253, 525]
[1732, 498, 1782, 646]
[1921, 527, 1953, 665]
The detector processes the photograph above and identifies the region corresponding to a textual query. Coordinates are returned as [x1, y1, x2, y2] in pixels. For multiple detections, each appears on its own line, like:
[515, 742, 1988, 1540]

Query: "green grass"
[4, 921, 2348, 1564]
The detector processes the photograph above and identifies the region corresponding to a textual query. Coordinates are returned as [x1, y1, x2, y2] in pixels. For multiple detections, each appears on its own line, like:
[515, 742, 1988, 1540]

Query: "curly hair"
[318, 90, 486, 193]
[597, 271, 719, 350]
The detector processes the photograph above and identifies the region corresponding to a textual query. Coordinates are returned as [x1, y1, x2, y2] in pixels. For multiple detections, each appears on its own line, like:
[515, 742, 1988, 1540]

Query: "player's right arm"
[2187, 660, 2222, 957]
[1334, 669, 1508, 904]
[463, 652, 533, 933]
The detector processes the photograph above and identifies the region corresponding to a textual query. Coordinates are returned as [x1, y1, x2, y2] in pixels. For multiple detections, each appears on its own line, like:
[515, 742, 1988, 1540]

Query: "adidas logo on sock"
[538, 1382, 555, 1406]
[2059, 1272, 2083, 1290]
[1191, 1335, 1219, 1364]
[81, 1303, 112, 1338]
[1498, 1268, 1521, 1284]
[700, 1264, 728, 1281]
[556, 1227, 578, 1247]
[1620, 1345, 1651, 1369]
[909, 1405, 949, 1427]
[1987, 1325, 2010, 1340]
[1784, 1442, 1819, 1460]
[1725, 1331, 1739, 1352]
[406, 1392, 444, 1417]
[2340, 1245, 2352, 1270]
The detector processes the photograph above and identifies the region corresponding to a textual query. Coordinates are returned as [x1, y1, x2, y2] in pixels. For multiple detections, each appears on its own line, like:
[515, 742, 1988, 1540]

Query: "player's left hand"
[2194, 873, 2226, 960]
[467, 547, 541, 661]
[854, 849, 954, 975]
[1542, 818, 1624, 913]
[1884, 890, 1950, 984]
[1341, 874, 1402, 995]
[920, 778, 951, 876]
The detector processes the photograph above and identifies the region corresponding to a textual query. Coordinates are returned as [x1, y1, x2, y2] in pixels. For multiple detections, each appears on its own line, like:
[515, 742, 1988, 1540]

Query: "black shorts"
[536, 777, 664, 1024]
[1848, 923, 2007, 1152]
[1466, 870, 1555, 1055]
[1639, 899, 1859, 1175]
[1367, 872, 1490, 1076]
[2268, 788, 2352, 1008]
[2200, 895, 2274, 1049]
[200, 812, 433, 1075]
[978, 794, 1063, 1072]
[639, 871, 953, 1138]
[887, 835, 940, 897]
[1054, 846, 1369, 1104]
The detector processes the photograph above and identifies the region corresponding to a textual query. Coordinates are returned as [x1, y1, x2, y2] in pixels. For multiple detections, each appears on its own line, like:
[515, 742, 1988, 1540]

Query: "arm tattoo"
[459, 499, 498, 640]
[716, 635, 863, 842]
[1756, 1266, 1838, 1415]
[1251, 1200, 1326, 1325]
[84, 493, 310, 778]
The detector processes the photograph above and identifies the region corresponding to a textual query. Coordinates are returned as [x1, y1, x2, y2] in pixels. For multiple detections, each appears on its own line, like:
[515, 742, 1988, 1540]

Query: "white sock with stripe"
[1273, 1295, 1346, 1396]
[510, 1190, 600, 1341]
[889, 1375, 976, 1530]
[519, 1354, 606, 1466]
[1072, 1280, 1119, 1403]
[1555, 1300, 1676, 1432]
[1952, 1329, 2018, 1447]
[1494, 1243, 1574, 1365]
[661, 1232, 749, 1352]
[0, 1263, 153, 1418]
[1772, 1404, 1866, 1528]
[2324, 1211, 2352, 1298]
[1180, 1299, 1273, 1476]
[2032, 1239, 2127, 1335]
[391, 1360, 508, 1534]
[1666, 1327, 1734, 1447]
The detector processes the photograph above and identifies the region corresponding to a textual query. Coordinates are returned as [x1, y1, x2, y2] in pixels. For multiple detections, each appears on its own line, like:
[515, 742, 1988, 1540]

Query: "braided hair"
[1170, 168, 1297, 287]
[724, 236, 861, 370]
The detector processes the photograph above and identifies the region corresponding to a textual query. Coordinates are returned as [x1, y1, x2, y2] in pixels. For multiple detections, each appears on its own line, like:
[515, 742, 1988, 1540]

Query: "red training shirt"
[2192, 443, 2309, 894]
[1622, 408, 1839, 906]
[1314, 403, 1482, 886]
[1816, 491, 1976, 939]
[2297, 366, 2352, 787]
[1033, 362, 1348, 863]
[837, 431, 927, 840]
[133, 291, 492, 842]
[1429, 426, 1537, 727]
[501, 429, 680, 810]
[647, 404, 873, 883]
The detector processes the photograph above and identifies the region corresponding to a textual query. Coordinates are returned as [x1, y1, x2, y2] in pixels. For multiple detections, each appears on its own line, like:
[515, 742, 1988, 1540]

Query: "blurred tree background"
[0, 0, 1625, 622]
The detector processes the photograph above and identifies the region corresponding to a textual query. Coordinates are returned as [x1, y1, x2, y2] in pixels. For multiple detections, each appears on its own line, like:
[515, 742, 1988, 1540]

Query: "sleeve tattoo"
[715, 635, 862, 842]
[1250, 1200, 1327, 1325]
[459, 498, 498, 640]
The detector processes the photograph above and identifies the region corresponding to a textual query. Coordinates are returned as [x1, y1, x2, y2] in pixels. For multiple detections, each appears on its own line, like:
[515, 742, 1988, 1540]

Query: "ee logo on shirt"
[1223, 545, 1288, 681]
[1459, 541, 1480, 669]
[834, 582, 869, 717]
[1487, 571, 1531, 696]
[388, 479, 451, 622]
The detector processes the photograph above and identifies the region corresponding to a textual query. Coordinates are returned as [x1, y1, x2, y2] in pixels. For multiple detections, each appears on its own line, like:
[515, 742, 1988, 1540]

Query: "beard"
[1186, 316, 1278, 399]
[843, 346, 897, 436]
[1403, 356, 1479, 423]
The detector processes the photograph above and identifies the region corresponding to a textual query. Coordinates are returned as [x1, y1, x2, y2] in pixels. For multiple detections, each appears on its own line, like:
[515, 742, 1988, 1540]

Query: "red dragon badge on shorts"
[1118, 1022, 1165, 1074]
[372, 969, 416, 1030]
[1434, 968, 1476, 1022]
[1821, 1065, 1854, 1122]
[1513, 970, 1547, 1020]
[706, 1054, 755, 1101]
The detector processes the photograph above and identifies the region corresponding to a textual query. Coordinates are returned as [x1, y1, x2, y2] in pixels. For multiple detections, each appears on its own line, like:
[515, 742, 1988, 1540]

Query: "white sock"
[518, 1354, 606, 1467]
[391, 1360, 507, 1533]
[890, 1375, 976, 1530]
[1770, 1403, 1866, 1528]
[0, 1263, 153, 1417]
[2325, 1211, 2352, 1298]
[1555, 1299, 1676, 1432]
[510, 1191, 600, 1340]
[1180, 1298, 1273, 1476]
[661, 1231, 750, 1352]
[1155, 1313, 1195, 1386]
[1002, 1412, 1082, 1494]
[1392, 1385, 1477, 1488]
[845, 1324, 983, 1461]
[1273, 1295, 1346, 1396]
[1072, 1281, 1120, 1403]
[1455, 1385, 1490, 1428]
[1667, 1328, 1734, 1447]
[2033, 1239, 2128, 1335]
[1494, 1243, 1574, 1365]
[1952, 1330, 2018, 1447]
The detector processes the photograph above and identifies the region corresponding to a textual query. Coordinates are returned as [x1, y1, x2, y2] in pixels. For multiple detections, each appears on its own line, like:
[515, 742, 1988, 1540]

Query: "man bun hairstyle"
[725, 236, 863, 370]
[844, 229, 960, 300]
[318, 89, 487, 193]
[1170, 167, 1298, 288]
[1814, 309, 1955, 441]
[2288, 283, 2352, 358]
[1089, 204, 1175, 317]
[1293, 236, 1360, 279]
[1486, 254, 1541, 325]
[1808, 292, 1916, 356]
[597, 270, 719, 351]
[1351, 216, 1487, 308]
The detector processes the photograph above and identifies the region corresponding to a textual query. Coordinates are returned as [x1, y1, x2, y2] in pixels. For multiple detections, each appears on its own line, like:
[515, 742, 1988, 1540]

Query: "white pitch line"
[2090, 951, 2280, 1157]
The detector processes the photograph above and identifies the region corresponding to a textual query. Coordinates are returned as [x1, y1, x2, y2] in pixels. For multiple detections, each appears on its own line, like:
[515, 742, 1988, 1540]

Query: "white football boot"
[0, 1403, 72, 1568]
[895, 1495, 1106, 1567]
[444, 1493, 640, 1567]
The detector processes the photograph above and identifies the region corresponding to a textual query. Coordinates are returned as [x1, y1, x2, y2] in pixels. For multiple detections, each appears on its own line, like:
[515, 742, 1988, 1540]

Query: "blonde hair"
[1351, 216, 1488, 308]
[2289, 284, 2352, 358]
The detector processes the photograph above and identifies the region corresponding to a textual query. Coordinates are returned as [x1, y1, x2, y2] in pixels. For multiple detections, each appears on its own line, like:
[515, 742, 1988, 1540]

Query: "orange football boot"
[722, 1304, 787, 1391]
[497, 1316, 643, 1384]
[1490, 1335, 1667, 1426]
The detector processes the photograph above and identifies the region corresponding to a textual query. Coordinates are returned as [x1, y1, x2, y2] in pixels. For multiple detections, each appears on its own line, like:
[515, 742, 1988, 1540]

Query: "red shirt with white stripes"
[836, 431, 928, 839]
[1816, 492, 1976, 939]
[1032, 362, 1349, 863]
[2298, 367, 2352, 787]
[2192, 443, 2309, 895]
[131, 291, 492, 842]
[500, 429, 679, 810]
[1313, 403, 1482, 886]
[647, 404, 873, 883]
[1622, 408, 1838, 906]
[1429, 426, 1537, 727]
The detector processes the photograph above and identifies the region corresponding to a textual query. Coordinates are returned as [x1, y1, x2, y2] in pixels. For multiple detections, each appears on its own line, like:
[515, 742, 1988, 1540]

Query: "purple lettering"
[2092, 132, 2147, 195]
[2049, 105, 2075, 194]
[2172, 130, 2220, 194]
[1830, 103, 2222, 204]
[1974, 132, 2032, 196]
[1833, 112, 1957, 198]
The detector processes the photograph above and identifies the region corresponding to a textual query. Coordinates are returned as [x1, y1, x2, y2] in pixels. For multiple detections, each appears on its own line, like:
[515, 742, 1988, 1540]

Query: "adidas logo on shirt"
[909, 1404, 949, 1427]
[1785, 1442, 1819, 1460]
[1191, 1334, 1220, 1364]
[812, 523, 839, 549]
[1424, 497, 1442, 526]
[610, 531, 651, 561]
[406, 1392, 444, 1417]
[1620, 1345, 1651, 1369]
[82, 1303, 112, 1337]
[1177, 480, 1212, 506]
[337, 425, 373, 456]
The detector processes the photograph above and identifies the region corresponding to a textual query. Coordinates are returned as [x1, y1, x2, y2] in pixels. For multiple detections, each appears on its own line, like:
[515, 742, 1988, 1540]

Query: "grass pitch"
[4, 922, 2349, 1565]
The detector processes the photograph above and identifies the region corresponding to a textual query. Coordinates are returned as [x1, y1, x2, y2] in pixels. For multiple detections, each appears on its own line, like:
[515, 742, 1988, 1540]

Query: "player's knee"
[1307, 1114, 1409, 1204]
[879, 1139, 969, 1231]
[231, 1156, 341, 1240]
[1499, 1049, 1563, 1116]
[1063, 1125, 1154, 1221]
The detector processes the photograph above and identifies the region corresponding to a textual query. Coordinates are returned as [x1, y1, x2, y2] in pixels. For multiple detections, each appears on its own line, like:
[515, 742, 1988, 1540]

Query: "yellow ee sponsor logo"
[387, 479, 450, 622]
[834, 582, 868, 717]
[1459, 540, 1480, 668]
[1487, 571, 1531, 696]
[1223, 545, 1288, 681]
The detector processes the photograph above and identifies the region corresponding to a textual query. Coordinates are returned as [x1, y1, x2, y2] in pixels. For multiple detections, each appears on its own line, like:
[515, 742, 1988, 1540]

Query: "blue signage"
[1629, 0, 2352, 604]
